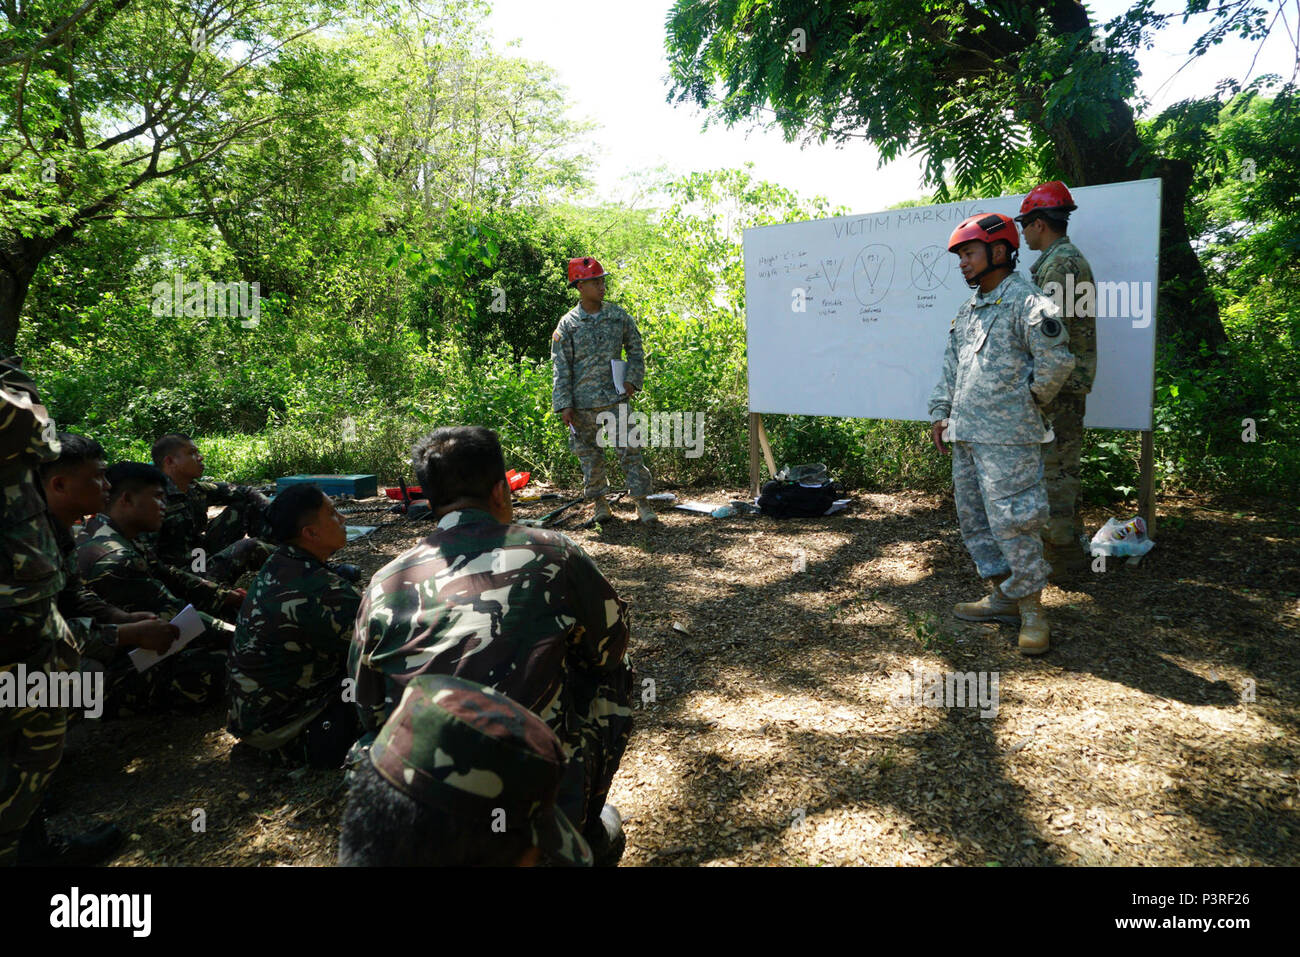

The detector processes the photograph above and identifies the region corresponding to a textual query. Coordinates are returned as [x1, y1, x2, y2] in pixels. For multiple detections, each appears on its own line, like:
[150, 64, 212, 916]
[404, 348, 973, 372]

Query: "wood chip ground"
[48, 489, 1300, 866]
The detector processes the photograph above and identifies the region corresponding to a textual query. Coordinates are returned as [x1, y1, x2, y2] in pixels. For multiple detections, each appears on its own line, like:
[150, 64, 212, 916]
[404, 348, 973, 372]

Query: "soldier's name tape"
[0, 664, 105, 719]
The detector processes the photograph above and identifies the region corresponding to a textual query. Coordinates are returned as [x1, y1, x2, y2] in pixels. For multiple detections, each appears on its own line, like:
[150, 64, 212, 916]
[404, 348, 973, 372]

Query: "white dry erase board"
[743, 178, 1161, 430]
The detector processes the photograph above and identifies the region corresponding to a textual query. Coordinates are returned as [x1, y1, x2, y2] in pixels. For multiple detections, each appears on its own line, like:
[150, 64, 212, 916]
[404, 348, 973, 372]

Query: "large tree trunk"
[1051, 117, 1228, 360]
[0, 234, 46, 355]
[1043, 0, 1227, 361]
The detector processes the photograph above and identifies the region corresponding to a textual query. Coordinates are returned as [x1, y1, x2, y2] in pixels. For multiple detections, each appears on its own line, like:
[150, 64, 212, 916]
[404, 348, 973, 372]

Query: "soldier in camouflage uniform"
[150, 433, 273, 584]
[339, 673, 593, 866]
[41, 437, 184, 722]
[349, 426, 633, 863]
[76, 462, 236, 715]
[0, 357, 72, 865]
[929, 214, 1075, 656]
[1016, 182, 1097, 578]
[228, 484, 363, 769]
[551, 256, 658, 525]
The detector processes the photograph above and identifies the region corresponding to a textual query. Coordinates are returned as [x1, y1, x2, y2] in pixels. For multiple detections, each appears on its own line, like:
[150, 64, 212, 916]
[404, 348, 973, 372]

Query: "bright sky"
[483, 0, 1297, 213]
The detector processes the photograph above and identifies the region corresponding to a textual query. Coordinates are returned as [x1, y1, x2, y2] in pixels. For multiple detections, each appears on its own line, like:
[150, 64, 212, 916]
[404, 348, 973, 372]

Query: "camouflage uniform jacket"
[551, 301, 645, 412]
[928, 272, 1076, 444]
[1, 359, 73, 661]
[228, 543, 363, 749]
[53, 518, 121, 662]
[349, 507, 633, 742]
[76, 514, 233, 620]
[150, 474, 263, 567]
[1029, 236, 1096, 395]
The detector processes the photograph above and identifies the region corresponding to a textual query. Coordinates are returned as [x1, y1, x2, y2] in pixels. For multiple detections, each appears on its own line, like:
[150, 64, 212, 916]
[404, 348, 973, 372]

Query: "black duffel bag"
[757, 479, 842, 518]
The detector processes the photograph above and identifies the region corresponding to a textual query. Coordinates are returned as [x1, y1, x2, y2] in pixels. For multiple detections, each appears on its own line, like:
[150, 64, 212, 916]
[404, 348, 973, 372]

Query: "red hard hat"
[1016, 181, 1077, 221]
[567, 256, 607, 286]
[947, 213, 1020, 253]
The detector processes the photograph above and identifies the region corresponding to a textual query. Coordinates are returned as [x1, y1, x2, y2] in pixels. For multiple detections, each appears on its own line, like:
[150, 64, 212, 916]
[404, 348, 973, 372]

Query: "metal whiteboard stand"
[748, 412, 777, 496]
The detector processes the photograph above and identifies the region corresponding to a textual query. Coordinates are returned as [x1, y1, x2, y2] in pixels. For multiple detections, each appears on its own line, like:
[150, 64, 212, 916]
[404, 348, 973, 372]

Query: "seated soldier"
[41, 435, 180, 707]
[76, 462, 237, 715]
[150, 433, 273, 585]
[338, 674, 592, 867]
[227, 484, 363, 769]
[349, 426, 634, 865]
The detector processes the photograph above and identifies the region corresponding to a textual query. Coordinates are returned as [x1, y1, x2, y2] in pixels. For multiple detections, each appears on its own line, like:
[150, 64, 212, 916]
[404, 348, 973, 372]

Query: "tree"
[0, 0, 336, 351]
[662, 0, 1296, 357]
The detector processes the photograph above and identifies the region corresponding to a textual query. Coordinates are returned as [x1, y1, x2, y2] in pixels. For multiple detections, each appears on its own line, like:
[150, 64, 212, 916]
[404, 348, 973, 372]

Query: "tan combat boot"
[591, 496, 612, 521]
[953, 576, 1021, 624]
[1017, 591, 1050, 655]
[635, 497, 659, 525]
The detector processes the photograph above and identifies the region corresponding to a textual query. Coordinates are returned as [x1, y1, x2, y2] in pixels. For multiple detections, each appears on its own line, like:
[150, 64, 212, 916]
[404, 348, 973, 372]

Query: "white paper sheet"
[611, 359, 628, 395]
[129, 604, 204, 673]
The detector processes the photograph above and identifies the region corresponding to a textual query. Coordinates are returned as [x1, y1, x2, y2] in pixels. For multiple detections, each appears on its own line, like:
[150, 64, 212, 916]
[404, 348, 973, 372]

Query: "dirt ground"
[46, 486, 1300, 866]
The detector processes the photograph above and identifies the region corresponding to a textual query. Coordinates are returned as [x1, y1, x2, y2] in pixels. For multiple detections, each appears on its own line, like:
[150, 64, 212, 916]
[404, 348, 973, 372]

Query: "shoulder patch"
[551, 329, 562, 342]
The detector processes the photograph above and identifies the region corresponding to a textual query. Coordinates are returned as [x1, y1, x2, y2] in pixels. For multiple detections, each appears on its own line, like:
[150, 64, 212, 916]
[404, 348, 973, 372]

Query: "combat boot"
[953, 576, 1020, 624]
[635, 498, 659, 525]
[18, 817, 124, 867]
[1017, 591, 1050, 656]
[591, 496, 612, 522]
[584, 803, 626, 867]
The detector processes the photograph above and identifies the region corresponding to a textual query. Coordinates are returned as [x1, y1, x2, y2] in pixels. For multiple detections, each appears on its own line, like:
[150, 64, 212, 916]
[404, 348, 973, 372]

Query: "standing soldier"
[928, 214, 1075, 655]
[551, 257, 659, 525]
[0, 357, 72, 865]
[1016, 182, 1096, 579]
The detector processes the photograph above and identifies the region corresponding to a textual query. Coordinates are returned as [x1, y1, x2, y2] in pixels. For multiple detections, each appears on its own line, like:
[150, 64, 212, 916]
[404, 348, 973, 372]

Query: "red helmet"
[947, 213, 1020, 253]
[1015, 181, 1077, 222]
[567, 256, 607, 286]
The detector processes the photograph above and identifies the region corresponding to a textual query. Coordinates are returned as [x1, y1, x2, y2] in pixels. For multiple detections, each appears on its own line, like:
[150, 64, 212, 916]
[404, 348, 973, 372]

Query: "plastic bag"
[1089, 516, 1155, 557]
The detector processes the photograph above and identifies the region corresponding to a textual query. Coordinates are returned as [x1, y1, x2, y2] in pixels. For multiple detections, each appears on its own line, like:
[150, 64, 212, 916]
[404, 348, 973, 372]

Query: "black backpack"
[757, 479, 842, 518]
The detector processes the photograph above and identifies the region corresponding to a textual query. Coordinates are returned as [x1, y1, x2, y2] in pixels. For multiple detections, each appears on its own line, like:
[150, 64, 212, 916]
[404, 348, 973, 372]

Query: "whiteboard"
[743, 179, 1161, 430]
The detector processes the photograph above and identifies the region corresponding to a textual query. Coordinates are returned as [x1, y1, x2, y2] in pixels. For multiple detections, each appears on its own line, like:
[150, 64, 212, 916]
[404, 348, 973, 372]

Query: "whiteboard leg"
[1139, 429, 1155, 538]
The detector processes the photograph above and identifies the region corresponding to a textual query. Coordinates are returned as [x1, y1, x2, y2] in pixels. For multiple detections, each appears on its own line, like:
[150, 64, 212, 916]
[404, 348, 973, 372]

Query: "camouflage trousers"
[88, 620, 232, 720]
[202, 505, 274, 585]
[233, 696, 361, 771]
[570, 404, 653, 499]
[952, 442, 1051, 599]
[1042, 391, 1087, 545]
[0, 630, 66, 866]
[556, 655, 635, 833]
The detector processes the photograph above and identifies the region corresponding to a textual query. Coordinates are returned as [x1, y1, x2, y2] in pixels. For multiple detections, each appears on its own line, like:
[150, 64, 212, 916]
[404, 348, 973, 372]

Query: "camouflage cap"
[369, 674, 593, 866]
